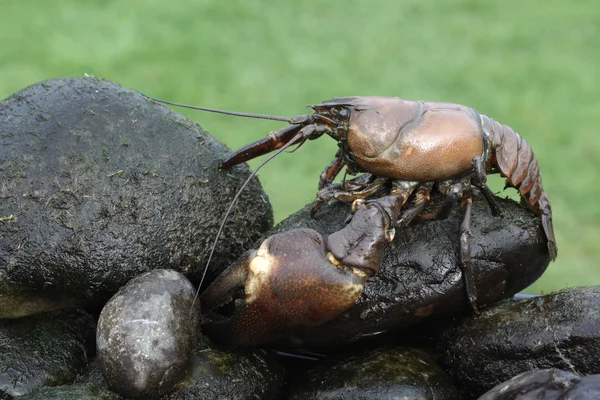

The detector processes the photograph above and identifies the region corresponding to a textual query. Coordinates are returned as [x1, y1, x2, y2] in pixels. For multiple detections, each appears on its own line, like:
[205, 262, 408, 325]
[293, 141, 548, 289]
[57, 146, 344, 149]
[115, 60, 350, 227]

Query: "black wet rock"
[163, 334, 285, 399]
[16, 359, 122, 399]
[0, 309, 95, 398]
[97, 269, 199, 399]
[288, 346, 461, 400]
[479, 369, 600, 400]
[0, 76, 273, 318]
[439, 286, 600, 399]
[263, 191, 549, 348]
[17, 382, 121, 400]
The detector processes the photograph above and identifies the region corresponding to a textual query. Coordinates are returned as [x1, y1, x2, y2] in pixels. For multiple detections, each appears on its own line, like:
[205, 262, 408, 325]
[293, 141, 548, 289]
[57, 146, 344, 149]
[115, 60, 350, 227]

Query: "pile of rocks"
[1, 77, 598, 399]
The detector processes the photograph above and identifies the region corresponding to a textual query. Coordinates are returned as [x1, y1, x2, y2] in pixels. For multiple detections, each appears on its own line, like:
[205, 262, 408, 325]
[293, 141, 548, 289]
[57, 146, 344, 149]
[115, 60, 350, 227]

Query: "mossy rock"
[0, 77, 273, 318]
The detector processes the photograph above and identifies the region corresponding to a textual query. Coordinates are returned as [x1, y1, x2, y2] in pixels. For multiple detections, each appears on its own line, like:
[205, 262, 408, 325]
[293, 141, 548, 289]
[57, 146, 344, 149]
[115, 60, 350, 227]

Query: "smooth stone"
[262, 191, 550, 348]
[288, 346, 461, 400]
[97, 269, 199, 399]
[439, 286, 600, 398]
[479, 369, 600, 400]
[0, 310, 95, 398]
[0, 77, 273, 318]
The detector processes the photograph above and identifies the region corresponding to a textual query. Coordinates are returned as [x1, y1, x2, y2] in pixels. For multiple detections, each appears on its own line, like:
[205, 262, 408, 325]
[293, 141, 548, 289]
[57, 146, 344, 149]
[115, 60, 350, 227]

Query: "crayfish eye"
[338, 108, 349, 119]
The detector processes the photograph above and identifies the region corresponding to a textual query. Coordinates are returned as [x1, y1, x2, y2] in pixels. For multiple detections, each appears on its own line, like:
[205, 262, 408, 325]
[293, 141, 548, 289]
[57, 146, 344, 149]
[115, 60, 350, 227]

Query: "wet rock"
[16, 359, 122, 399]
[479, 369, 600, 400]
[0, 76, 273, 318]
[439, 286, 600, 398]
[19, 336, 285, 399]
[0, 309, 95, 398]
[97, 269, 199, 399]
[18, 383, 121, 400]
[163, 334, 285, 399]
[288, 346, 461, 400]
[261, 191, 549, 348]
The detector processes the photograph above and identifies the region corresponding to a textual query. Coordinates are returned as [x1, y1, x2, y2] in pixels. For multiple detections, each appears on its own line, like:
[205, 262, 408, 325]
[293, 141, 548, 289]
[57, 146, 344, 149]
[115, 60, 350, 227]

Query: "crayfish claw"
[202, 191, 409, 347]
[200, 228, 367, 346]
[219, 125, 303, 169]
[199, 251, 254, 319]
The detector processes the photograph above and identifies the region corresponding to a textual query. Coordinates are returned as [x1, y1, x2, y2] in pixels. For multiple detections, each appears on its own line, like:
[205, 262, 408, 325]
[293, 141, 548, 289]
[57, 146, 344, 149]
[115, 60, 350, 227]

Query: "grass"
[1, 0, 599, 293]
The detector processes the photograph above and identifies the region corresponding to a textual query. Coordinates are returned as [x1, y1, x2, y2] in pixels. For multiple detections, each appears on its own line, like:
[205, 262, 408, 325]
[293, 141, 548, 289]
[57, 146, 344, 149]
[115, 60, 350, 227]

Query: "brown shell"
[342, 97, 484, 181]
[481, 114, 556, 259]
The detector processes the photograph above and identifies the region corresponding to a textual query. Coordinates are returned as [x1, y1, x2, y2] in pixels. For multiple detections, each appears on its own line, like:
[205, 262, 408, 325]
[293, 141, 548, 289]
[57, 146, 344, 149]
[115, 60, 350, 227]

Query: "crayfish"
[148, 95, 557, 344]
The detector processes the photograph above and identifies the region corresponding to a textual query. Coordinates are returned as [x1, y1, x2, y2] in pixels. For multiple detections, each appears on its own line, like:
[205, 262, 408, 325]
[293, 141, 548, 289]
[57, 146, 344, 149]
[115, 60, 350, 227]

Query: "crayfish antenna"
[145, 95, 294, 123]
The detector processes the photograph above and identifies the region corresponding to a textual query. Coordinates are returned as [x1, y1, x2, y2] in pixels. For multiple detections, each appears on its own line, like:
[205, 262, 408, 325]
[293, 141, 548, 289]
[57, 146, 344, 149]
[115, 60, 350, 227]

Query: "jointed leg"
[472, 156, 503, 217]
[352, 180, 418, 241]
[459, 189, 479, 313]
[418, 181, 464, 222]
[220, 124, 303, 169]
[326, 191, 412, 277]
[396, 183, 433, 228]
[318, 149, 346, 190]
[410, 179, 479, 312]
[311, 175, 388, 217]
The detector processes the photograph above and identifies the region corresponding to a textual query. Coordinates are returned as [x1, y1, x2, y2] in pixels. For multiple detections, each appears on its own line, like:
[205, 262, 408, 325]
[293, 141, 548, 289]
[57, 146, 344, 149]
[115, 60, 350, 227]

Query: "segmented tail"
[480, 115, 557, 260]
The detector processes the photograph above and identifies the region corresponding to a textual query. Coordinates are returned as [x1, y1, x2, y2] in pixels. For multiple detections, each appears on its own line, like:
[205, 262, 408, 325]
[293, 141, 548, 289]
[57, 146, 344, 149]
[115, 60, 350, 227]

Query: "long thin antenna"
[146, 96, 293, 123]
[189, 132, 306, 316]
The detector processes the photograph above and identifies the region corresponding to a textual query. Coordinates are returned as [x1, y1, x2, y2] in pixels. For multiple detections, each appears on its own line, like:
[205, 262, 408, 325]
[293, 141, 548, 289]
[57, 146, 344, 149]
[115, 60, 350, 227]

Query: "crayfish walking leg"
[459, 189, 477, 312]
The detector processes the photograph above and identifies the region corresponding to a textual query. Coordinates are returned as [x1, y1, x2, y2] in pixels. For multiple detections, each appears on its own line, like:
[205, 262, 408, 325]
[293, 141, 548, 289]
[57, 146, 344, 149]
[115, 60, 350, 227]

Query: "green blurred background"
[1, 0, 598, 293]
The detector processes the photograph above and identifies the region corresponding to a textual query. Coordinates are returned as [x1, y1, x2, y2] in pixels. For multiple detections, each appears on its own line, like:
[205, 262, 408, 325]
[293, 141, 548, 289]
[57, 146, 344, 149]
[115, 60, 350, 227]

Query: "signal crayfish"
[149, 95, 557, 347]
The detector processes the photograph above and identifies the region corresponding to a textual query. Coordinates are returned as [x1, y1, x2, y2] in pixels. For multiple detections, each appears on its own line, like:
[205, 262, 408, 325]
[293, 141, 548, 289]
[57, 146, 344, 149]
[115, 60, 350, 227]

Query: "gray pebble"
[97, 269, 199, 399]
